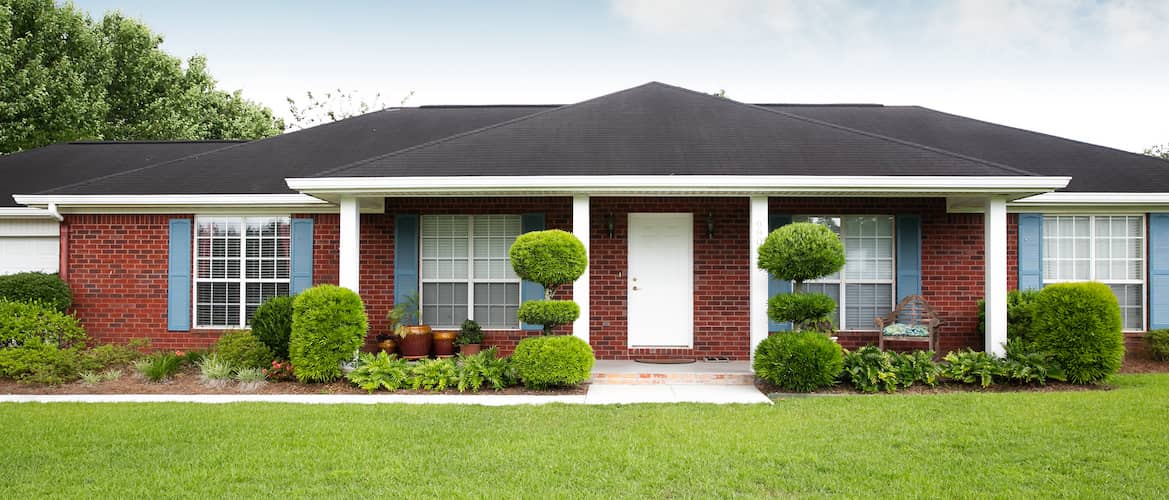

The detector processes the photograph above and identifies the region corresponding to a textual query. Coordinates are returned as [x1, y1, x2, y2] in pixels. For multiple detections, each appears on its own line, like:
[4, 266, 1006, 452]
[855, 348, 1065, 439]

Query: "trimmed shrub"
[508, 230, 588, 289]
[214, 330, 274, 369]
[977, 289, 1041, 341]
[517, 301, 580, 329]
[79, 341, 144, 371]
[753, 332, 843, 392]
[0, 272, 72, 312]
[767, 293, 836, 329]
[456, 319, 484, 346]
[289, 285, 368, 383]
[251, 295, 294, 360]
[1145, 329, 1169, 362]
[757, 223, 845, 286]
[0, 341, 81, 385]
[511, 335, 594, 389]
[1030, 282, 1124, 384]
[0, 299, 87, 348]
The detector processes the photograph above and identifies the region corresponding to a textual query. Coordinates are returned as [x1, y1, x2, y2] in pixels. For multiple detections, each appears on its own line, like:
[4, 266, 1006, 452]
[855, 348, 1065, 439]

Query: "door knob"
[632, 286, 640, 291]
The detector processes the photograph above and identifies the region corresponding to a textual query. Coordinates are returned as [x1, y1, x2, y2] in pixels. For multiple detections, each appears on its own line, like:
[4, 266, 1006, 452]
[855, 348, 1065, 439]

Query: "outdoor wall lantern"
[606, 213, 616, 238]
[706, 212, 715, 239]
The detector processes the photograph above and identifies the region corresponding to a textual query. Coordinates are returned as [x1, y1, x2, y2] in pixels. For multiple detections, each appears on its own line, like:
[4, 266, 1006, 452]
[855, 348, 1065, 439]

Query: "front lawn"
[3, 374, 1168, 497]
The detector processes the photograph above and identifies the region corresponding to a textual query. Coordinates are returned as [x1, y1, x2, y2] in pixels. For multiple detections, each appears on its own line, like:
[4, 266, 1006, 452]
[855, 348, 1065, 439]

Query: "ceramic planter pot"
[459, 343, 482, 356]
[377, 337, 398, 355]
[398, 326, 432, 359]
[432, 330, 457, 357]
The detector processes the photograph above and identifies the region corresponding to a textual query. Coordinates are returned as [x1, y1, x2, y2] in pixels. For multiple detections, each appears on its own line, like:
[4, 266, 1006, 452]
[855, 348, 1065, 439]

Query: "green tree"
[1146, 144, 1169, 161]
[0, 0, 283, 153]
[285, 88, 414, 131]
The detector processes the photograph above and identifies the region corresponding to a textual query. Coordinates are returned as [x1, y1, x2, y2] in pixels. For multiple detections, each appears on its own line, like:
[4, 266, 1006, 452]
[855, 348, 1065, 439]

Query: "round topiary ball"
[510, 335, 595, 389]
[757, 223, 845, 284]
[1030, 282, 1124, 384]
[517, 300, 580, 332]
[768, 292, 836, 327]
[509, 230, 587, 287]
[290, 285, 369, 383]
[753, 331, 843, 392]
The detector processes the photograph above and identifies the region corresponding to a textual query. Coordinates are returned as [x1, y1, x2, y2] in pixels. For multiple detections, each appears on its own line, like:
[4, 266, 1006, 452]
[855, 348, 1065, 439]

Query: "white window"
[1043, 215, 1145, 331]
[420, 215, 522, 329]
[795, 215, 895, 330]
[194, 216, 291, 328]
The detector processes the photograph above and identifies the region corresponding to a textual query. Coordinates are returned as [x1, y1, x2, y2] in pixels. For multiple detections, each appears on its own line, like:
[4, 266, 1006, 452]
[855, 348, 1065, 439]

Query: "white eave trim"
[285, 175, 1071, 196]
[11, 194, 334, 214]
[1010, 192, 1169, 213]
[0, 207, 62, 219]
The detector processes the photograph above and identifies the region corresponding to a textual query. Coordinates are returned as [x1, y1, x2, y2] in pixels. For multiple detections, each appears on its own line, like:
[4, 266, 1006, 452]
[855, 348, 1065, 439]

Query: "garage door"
[0, 219, 59, 275]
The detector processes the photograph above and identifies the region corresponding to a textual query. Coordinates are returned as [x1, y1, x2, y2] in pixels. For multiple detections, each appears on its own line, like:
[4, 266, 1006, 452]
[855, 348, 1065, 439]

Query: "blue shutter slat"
[767, 214, 793, 332]
[895, 214, 922, 301]
[167, 219, 192, 331]
[290, 218, 314, 294]
[394, 214, 420, 307]
[1149, 214, 1169, 329]
[520, 213, 546, 330]
[1017, 213, 1044, 291]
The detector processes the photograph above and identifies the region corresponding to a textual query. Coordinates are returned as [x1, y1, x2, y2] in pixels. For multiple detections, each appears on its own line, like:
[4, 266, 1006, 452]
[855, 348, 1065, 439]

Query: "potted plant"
[389, 293, 431, 360]
[456, 319, 484, 356]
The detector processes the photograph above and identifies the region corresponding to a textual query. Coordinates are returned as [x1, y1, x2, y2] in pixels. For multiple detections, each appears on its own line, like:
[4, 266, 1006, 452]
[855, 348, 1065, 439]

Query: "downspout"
[46, 203, 64, 222]
[58, 221, 69, 282]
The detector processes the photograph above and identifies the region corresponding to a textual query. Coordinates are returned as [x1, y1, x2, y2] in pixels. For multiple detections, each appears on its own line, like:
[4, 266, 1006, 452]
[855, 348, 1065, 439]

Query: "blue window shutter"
[767, 214, 792, 332]
[895, 214, 922, 301]
[1150, 213, 1169, 329]
[167, 219, 192, 331]
[394, 214, 420, 306]
[1017, 213, 1044, 291]
[520, 213, 546, 330]
[290, 218, 314, 294]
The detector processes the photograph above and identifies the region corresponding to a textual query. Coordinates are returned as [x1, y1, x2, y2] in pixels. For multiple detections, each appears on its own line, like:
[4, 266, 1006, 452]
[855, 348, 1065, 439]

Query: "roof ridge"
[35, 140, 250, 195]
[654, 82, 1042, 177]
[312, 82, 663, 177]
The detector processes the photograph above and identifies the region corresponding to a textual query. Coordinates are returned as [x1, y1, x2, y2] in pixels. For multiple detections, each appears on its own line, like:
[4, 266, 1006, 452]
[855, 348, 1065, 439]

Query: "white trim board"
[9, 194, 384, 215]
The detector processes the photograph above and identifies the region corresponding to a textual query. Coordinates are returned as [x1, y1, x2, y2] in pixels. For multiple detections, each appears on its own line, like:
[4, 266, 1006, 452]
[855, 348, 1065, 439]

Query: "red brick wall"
[64, 214, 221, 349]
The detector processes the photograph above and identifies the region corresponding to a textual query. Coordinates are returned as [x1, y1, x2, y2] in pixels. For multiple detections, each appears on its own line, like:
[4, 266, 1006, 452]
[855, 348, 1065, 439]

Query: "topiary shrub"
[289, 285, 368, 383]
[0, 272, 72, 312]
[757, 222, 845, 331]
[0, 341, 82, 385]
[1146, 329, 1169, 362]
[509, 229, 588, 334]
[1030, 282, 1124, 384]
[977, 288, 1041, 342]
[0, 299, 87, 348]
[753, 331, 843, 392]
[251, 295, 294, 360]
[510, 335, 594, 389]
[214, 330, 274, 369]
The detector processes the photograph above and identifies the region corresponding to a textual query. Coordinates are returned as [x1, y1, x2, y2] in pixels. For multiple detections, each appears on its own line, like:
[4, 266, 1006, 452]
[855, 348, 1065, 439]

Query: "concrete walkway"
[0, 384, 772, 405]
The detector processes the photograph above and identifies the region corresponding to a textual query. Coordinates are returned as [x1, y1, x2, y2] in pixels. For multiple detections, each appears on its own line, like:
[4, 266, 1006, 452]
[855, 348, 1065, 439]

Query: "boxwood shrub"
[753, 331, 842, 392]
[516, 300, 580, 330]
[0, 341, 81, 385]
[1030, 281, 1124, 384]
[0, 299, 87, 348]
[510, 335, 594, 389]
[0, 272, 72, 312]
[289, 285, 368, 382]
[213, 330, 273, 369]
[251, 295, 294, 360]
[1146, 329, 1169, 362]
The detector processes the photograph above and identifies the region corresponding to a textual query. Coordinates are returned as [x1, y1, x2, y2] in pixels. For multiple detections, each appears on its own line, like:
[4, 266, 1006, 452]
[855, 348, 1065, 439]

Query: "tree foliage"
[285, 89, 413, 131]
[0, 0, 283, 153]
[1146, 144, 1169, 161]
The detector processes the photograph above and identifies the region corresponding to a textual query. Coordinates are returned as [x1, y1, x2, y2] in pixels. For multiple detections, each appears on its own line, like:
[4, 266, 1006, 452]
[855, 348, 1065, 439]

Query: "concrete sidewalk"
[0, 384, 771, 405]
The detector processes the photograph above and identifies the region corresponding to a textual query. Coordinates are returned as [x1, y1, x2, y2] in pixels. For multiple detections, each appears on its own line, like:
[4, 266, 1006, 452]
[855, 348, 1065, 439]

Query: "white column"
[749, 195, 770, 364]
[572, 194, 590, 344]
[339, 196, 361, 292]
[984, 196, 1008, 356]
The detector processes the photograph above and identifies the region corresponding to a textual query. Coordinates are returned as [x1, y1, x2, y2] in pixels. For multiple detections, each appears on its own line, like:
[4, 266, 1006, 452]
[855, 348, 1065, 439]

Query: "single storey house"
[5, 82, 1168, 360]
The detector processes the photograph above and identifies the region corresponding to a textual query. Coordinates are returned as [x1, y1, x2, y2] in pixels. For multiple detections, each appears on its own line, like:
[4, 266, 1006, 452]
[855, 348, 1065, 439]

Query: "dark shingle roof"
[321, 82, 1033, 178]
[771, 105, 1169, 193]
[41, 106, 551, 196]
[0, 141, 241, 206]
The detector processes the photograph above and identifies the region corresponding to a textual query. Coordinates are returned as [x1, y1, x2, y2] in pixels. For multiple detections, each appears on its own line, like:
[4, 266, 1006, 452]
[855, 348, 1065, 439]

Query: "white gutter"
[0, 207, 62, 219]
[13, 194, 330, 207]
[46, 203, 64, 222]
[285, 175, 1071, 196]
[1013, 192, 1169, 205]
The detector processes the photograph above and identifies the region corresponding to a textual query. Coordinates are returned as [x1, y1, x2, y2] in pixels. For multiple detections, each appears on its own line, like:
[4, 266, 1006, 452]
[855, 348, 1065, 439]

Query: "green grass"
[3, 375, 1169, 498]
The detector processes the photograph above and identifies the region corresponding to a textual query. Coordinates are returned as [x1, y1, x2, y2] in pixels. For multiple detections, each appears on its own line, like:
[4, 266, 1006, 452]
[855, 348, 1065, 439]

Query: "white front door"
[627, 213, 693, 348]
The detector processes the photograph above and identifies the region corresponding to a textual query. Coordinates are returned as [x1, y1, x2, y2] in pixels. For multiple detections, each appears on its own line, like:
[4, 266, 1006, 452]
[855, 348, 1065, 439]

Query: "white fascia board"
[0, 207, 60, 219]
[285, 175, 1072, 196]
[1010, 192, 1169, 213]
[11, 194, 336, 214]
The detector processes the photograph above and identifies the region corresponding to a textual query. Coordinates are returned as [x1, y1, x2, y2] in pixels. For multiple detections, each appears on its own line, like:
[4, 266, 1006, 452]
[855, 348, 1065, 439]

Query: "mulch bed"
[0, 365, 587, 396]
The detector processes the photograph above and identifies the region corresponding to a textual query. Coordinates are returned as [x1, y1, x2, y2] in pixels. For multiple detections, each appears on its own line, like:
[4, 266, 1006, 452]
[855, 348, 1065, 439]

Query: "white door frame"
[627, 212, 694, 348]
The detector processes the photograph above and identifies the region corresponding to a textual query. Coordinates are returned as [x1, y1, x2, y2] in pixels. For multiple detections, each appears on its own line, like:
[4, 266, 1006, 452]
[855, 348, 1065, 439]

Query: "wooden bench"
[874, 294, 942, 352]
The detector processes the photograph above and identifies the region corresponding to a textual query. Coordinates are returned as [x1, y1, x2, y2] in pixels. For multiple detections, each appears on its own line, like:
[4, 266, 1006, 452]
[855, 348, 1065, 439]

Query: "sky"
[69, 0, 1169, 153]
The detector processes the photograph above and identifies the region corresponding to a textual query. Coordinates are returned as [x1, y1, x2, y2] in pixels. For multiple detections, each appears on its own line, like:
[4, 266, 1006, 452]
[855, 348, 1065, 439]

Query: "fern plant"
[456, 348, 512, 392]
[410, 358, 457, 391]
[345, 352, 410, 393]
